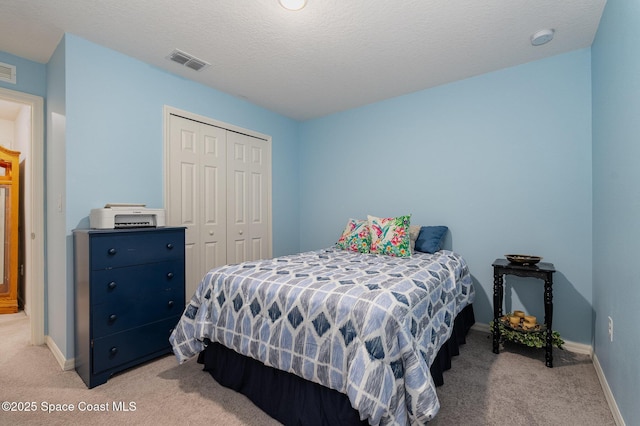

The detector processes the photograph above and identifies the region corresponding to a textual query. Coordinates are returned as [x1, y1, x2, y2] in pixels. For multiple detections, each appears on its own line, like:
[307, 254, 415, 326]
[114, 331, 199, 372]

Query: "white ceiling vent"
[0, 62, 16, 84]
[166, 49, 210, 72]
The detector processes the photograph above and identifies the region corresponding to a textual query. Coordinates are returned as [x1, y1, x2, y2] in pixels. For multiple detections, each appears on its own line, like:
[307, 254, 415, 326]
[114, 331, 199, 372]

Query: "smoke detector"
[530, 29, 555, 46]
[166, 49, 210, 72]
[279, 0, 307, 10]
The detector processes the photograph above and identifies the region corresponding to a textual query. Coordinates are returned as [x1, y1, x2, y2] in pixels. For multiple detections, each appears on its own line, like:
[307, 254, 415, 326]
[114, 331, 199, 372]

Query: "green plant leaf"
[490, 313, 564, 349]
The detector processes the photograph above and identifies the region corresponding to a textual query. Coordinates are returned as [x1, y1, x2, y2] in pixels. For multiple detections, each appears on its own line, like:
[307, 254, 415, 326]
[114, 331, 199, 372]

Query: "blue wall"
[40, 34, 301, 359]
[63, 35, 300, 255]
[45, 36, 68, 350]
[299, 49, 593, 344]
[0, 51, 46, 97]
[592, 1, 640, 424]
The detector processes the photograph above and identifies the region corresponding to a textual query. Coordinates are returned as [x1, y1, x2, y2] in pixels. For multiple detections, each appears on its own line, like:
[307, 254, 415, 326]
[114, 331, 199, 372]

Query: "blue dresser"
[73, 227, 186, 388]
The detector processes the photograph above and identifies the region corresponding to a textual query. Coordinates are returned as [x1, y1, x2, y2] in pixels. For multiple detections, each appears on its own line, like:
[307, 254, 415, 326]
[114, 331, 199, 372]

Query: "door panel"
[167, 112, 271, 300]
[169, 117, 199, 301]
[227, 132, 270, 263]
[248, 139, 269, 261]
[199, 125, 227, 280]
[168, 115, 226, 301]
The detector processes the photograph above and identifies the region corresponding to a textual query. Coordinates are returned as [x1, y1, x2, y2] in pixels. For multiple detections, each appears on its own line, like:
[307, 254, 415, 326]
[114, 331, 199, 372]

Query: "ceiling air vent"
[166, 49, 210, 72]
[0, 62, 16, 84]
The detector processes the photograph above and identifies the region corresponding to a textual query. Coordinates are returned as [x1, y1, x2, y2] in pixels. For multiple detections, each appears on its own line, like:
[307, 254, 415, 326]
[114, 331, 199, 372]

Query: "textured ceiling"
[0, 0, 606, 120]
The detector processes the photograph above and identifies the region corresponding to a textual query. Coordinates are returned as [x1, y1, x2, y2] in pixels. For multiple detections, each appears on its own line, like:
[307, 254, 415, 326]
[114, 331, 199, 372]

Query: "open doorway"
[0, 87, 45, 345]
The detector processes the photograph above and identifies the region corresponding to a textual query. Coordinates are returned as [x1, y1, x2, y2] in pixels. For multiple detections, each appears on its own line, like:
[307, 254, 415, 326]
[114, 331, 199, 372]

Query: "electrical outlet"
[608, 316, 614, 342]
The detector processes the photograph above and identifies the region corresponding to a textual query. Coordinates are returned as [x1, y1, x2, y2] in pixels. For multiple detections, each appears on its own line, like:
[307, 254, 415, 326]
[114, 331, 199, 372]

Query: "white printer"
[89, 204, 166, 229]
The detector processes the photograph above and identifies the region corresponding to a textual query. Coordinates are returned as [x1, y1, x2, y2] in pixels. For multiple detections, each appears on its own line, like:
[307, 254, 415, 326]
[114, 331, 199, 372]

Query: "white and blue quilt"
[170, 247, 474, 425]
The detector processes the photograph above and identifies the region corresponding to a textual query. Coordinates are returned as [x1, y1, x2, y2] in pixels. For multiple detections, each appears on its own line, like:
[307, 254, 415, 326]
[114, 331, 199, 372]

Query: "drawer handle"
[167, 243, 174, 250]
[167, 272, 174, 279]
[107, 248, 117, 256]
[110, 347, 118, 356]
[108, 281, 117, 290]
[108, 314, 117, 322]
[168, 300, 174, 308]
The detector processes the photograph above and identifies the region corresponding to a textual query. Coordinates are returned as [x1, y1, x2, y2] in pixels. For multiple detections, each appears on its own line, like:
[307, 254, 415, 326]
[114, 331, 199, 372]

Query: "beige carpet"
[1, 311, 615, 425]
[430, 332, 615, 426]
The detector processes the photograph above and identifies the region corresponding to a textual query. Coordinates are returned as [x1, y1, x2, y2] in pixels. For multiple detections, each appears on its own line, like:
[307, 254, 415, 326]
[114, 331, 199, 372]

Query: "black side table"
[492, 258, 556, 367]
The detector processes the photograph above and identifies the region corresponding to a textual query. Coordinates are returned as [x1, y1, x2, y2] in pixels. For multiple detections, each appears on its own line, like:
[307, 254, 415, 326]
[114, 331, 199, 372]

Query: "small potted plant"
[490, 312, 564, 349]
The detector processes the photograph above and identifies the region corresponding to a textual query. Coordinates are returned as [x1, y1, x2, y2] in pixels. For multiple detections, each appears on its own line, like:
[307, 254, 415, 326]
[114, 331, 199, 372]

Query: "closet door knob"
[110, 347, 118, 356]
[167, 243, 174, 250]
[167, 272, 174, 279]
[168, 300, 174, 308]
[107, 248, 117, 255]
[108, 314, 117, 322]
[108, 281, 117, 290]
[238, 230, 243, 235]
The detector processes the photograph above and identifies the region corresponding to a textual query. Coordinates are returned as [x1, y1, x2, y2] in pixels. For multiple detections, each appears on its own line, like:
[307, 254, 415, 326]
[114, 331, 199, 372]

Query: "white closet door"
[226, 131, 270, 263]
[168, 115, 227, 301]
[167, 109, 272, 301]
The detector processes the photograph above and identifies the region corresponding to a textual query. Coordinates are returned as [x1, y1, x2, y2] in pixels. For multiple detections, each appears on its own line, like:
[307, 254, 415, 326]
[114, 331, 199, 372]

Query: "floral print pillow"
[336, 218, 371, 253]
[368, 214, 412, 257]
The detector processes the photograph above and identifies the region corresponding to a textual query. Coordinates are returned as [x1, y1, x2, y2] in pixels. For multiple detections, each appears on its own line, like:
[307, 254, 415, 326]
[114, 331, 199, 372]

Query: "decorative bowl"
[505, 254, 542, 265]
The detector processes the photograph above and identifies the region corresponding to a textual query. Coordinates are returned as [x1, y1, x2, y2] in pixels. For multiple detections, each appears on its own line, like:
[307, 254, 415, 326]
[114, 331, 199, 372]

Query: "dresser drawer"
[92, 316, 180, 374]
[92, 285, 184, 337]
[90, 260, 184, 306]
[90, 229, 184, 270]
[74, 227, 186, 388]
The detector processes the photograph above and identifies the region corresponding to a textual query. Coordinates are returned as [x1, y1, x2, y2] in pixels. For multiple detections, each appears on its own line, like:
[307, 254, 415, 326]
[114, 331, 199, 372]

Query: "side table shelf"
[492, 258, 556, 367]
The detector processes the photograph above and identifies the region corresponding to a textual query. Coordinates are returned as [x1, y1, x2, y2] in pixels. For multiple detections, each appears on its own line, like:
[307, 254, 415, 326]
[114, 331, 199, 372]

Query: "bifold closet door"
[168, 115, 227, 301]
[168, 114, 271, 301]
[226, 131, 270, 264]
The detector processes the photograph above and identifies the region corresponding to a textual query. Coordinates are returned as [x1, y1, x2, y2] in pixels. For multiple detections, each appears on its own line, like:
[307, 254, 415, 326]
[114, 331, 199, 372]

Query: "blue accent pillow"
[414, 226, 448, 253]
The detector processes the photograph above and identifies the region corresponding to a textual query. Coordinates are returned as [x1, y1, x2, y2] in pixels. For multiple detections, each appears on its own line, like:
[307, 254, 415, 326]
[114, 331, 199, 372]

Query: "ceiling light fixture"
[530, 29, 555, 46]
[279, 0, 307, 11]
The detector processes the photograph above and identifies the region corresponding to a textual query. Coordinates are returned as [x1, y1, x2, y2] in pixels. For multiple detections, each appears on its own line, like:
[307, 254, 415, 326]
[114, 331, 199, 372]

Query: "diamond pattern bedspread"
[170, 248, 474, 425]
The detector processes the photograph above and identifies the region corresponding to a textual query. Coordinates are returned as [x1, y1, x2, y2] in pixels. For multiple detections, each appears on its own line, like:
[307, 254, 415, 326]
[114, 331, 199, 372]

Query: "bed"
[170, 222, 475, 425]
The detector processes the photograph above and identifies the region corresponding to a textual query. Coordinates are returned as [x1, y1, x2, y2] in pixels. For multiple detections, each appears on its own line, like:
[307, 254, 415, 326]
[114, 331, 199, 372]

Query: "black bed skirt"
[198, 303, 475, 425]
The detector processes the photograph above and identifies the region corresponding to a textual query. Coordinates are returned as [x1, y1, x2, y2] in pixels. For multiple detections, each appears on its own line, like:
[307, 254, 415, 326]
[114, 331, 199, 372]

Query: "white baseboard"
[471, 322, 623, 424]
[45, 335, 75, 371]
[561, 339, 592, 355]
[593, 353, 626, 426]
[471, 322, 591, 355]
